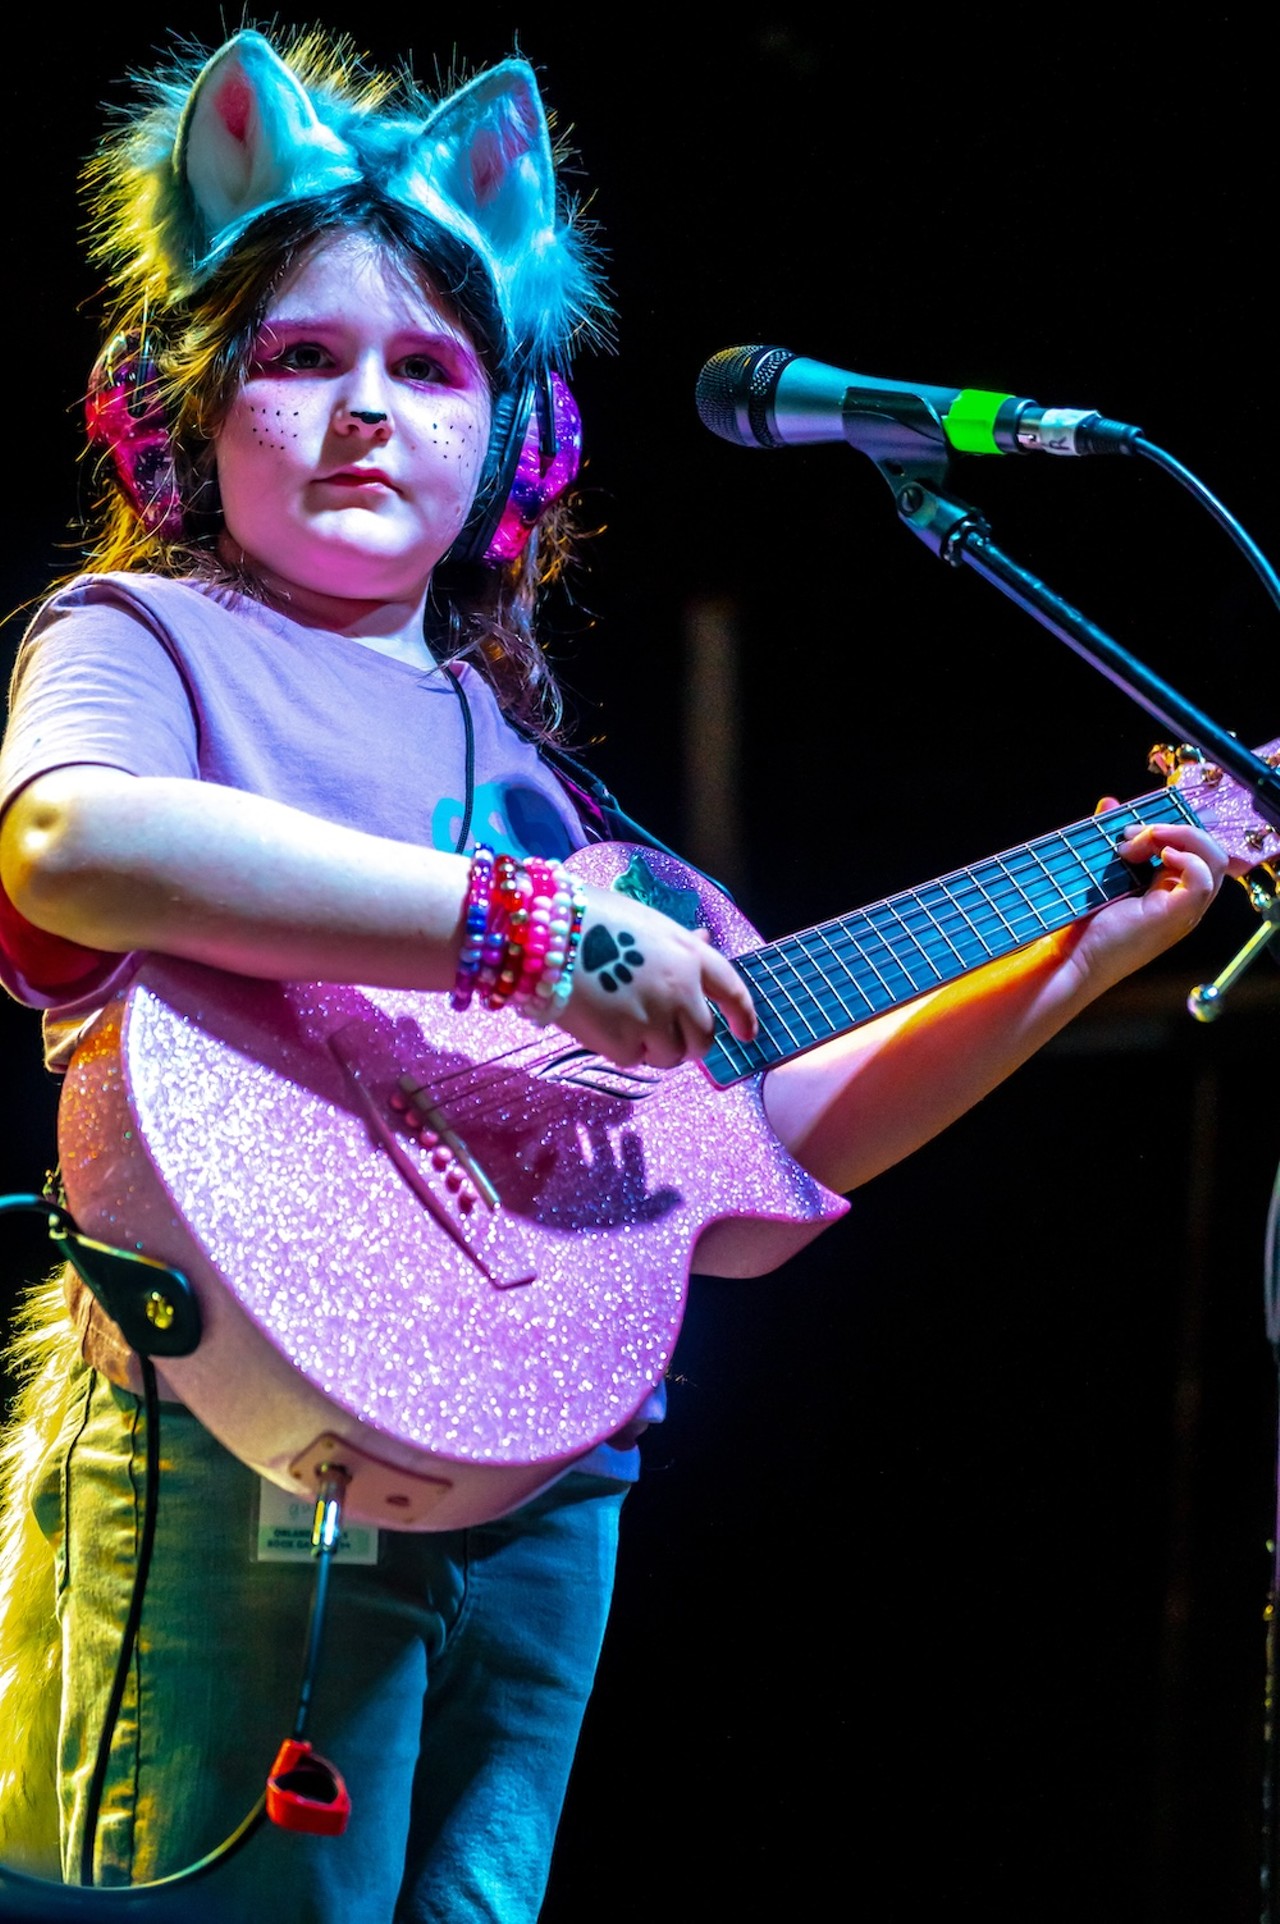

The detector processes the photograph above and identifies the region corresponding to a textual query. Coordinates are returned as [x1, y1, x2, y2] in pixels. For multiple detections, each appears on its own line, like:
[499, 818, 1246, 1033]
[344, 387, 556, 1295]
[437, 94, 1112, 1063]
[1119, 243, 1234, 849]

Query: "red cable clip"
[266, 1738, 351, 1835]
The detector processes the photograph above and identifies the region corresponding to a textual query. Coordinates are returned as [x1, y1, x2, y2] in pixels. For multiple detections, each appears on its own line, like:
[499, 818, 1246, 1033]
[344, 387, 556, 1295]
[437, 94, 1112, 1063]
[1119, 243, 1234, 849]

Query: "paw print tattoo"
[582, 923, 646, 993]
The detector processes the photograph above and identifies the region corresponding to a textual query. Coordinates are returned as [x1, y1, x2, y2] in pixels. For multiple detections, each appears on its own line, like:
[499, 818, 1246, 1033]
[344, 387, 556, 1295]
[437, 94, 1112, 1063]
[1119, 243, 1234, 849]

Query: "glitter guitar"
[57, 744, 1277, 1530]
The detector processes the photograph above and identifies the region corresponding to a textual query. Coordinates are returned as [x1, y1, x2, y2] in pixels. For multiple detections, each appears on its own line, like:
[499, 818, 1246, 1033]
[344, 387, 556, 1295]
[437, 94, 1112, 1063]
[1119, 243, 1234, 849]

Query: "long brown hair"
[82, 185, 579, 737]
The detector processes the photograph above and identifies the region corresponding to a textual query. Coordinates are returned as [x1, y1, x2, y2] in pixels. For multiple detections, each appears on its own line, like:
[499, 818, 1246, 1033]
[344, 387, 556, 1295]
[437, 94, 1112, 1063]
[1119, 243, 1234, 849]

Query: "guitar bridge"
[327, 1026, 536, 1289]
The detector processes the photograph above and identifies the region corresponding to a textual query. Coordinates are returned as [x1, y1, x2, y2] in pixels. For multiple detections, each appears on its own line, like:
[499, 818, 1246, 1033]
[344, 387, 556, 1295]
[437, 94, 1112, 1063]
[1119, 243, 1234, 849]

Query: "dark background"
[3, 14, 1279, 1922]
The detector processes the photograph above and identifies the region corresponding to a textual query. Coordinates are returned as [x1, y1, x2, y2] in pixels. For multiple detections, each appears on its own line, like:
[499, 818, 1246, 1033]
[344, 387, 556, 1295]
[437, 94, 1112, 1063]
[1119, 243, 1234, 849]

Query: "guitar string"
[736, 853, 1120, 1065]
[738, 853, 1096, 1063]
[778, 802, 1172, 1002]
[712, 796, 1188, 1074]
[408, 756, 1188, 1098]
[389, 791, 1171, 1179]
[710, 787, 1208, 1079]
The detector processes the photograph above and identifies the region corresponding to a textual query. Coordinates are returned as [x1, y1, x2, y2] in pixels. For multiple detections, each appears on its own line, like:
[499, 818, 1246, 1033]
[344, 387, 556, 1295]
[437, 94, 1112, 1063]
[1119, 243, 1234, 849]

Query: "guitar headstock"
[1156, 737, 1280, 876]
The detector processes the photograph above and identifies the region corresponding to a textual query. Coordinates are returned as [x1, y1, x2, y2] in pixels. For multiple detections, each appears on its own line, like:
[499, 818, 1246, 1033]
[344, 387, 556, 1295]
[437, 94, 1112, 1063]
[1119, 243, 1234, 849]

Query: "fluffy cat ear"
[401, 63, 556, 262]
[176, 32, 357, 254]
[395, 61, 603, 366]
[85, 29, 611, 362]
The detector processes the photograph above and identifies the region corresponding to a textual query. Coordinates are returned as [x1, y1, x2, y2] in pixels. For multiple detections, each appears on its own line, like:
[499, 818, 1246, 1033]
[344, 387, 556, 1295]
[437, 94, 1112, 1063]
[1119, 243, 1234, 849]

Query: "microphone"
[695, 345, 1143, 459]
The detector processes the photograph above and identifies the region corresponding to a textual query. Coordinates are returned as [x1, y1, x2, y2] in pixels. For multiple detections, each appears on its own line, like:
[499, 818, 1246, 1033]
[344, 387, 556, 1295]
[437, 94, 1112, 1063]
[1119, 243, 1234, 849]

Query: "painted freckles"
[214, 230, 492, 611]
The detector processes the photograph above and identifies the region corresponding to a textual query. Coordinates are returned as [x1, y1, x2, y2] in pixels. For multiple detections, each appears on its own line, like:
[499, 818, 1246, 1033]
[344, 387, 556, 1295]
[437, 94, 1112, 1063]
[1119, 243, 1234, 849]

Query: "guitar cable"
[1129, 436, 1280, 618]
[0, 1193, 355, 1906]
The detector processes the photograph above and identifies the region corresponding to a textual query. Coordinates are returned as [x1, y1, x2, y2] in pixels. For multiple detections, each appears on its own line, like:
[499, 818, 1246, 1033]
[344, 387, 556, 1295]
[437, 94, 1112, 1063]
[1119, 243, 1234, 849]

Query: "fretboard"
[702, 789, 1195, 1087]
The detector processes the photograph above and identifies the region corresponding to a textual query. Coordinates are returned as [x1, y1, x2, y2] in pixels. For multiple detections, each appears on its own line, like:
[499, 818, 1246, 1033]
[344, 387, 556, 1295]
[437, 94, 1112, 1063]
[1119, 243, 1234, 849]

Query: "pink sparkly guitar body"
[57, 749, 1277, 1530]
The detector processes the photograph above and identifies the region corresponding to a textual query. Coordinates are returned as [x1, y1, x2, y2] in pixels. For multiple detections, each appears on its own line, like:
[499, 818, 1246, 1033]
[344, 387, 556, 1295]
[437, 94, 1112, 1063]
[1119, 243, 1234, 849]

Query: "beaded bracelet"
[509, 858, 559, 1009]
[526, 880, 587, 1026]
[473, 853, 521, 1006]
[450, 845, 495, 1010]
[450, 849, 586, 1025]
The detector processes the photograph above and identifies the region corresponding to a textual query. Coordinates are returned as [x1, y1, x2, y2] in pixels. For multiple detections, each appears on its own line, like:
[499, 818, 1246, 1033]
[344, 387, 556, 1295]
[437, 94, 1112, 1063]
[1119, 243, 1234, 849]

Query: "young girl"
[0, 28, 1228, 1924]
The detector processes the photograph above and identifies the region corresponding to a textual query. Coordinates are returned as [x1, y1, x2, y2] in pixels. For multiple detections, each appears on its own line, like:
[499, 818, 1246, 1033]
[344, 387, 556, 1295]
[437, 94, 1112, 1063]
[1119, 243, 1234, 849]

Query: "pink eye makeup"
[246, 320, 479, 392]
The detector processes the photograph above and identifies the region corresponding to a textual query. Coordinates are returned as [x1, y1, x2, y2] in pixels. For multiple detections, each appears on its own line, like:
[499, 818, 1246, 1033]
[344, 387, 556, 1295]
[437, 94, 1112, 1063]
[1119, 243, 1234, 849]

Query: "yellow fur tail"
[0, 1270, 79, 1876]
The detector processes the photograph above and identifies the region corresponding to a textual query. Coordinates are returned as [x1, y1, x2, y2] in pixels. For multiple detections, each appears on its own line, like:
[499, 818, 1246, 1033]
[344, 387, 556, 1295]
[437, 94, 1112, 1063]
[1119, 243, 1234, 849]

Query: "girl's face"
[214, 230, 493, 612]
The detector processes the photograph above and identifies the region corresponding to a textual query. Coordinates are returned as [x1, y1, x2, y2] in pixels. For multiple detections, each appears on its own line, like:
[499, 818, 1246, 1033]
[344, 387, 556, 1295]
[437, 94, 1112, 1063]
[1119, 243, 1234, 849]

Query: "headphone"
[453, 366, 583, 566]
[85, 330, 185, 540]
[86, 335, 583, 566]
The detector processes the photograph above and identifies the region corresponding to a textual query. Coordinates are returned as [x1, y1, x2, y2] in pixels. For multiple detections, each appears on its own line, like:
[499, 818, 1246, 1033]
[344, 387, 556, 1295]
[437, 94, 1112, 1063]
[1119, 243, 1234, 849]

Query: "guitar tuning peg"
[1243, 864, 1280, 912]
[1148, 742, 1206, 779]
[1188, 869, 1280, 1021]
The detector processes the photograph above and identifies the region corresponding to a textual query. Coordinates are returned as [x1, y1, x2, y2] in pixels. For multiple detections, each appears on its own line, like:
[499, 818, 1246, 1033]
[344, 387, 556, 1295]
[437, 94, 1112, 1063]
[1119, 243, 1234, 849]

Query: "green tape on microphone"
[944, 389, 1013, 456]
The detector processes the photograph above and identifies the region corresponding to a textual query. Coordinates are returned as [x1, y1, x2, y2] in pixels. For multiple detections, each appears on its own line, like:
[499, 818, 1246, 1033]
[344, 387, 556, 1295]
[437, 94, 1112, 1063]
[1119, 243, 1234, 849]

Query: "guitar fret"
[986, 863, 1060, 940]
[808, 923, 893, 1010]
[973, 838, 1101, 935]
[737, 937, 869, 1068]
[708, 1008, 758, 1085]
[1028, 829, 1118, 917]
[952, 872, 1017, 949]
[906, 884, 976, 968]
[884, 889, 991, 978]
[927, 876, 1012, 968]
[983, 849, 1062, 932]
[748, 1003, 800, 1062]
[806, 903, 932, 1008]
[741, 946, 824, 1045]
[1026, 833, 1096, 908]
[773, 935, 875, 1033]
[800, 923, 877, 1015]
[701, 782, 1215, 1087]
[943, 869, 1031, 958]
[862, 900, 945, 992]
[705, 1019, 758, 1081]
[729, 964, 813, 1063]
[954, 865, 1031, 938]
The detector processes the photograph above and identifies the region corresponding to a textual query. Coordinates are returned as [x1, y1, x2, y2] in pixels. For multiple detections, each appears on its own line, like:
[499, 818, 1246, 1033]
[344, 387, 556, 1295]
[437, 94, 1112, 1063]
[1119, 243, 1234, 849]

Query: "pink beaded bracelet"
[509, 858, 559, 1009]
[450, 845, 496, 1011]
[526, 879, 587, 1026]
[450, 850, 586, 1026]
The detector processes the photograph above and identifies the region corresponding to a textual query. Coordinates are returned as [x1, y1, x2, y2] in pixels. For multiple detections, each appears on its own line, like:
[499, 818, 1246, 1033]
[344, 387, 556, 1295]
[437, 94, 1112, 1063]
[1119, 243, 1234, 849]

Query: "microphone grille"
[695, 345, 796, 447]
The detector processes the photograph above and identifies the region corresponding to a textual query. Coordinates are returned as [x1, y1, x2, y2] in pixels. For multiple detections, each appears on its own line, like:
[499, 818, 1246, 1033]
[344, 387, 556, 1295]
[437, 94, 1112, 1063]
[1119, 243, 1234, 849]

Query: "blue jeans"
[34, 1366, 626, 1922]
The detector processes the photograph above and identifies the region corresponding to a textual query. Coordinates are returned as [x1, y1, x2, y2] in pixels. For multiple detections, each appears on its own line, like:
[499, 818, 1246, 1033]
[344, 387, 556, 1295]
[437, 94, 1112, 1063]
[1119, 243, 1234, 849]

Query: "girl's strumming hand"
[556, 886, 756, 1069]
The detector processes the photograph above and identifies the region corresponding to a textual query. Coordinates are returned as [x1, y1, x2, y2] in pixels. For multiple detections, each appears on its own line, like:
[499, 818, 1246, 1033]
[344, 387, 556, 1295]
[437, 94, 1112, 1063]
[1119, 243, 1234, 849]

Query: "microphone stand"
[842, 393, 1280, 1916]
[836, 389, 1280, 832]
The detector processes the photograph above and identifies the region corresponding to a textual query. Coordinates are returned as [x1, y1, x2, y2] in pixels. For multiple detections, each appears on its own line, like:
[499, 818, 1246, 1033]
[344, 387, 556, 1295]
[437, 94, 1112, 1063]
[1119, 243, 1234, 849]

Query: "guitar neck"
[703, 787, 1196, 1087]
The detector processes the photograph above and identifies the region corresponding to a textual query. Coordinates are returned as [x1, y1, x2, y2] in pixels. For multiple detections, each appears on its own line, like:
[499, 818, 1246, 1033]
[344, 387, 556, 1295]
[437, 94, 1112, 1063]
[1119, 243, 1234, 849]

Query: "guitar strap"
[531, 734, 738, 904]
[447, 666, 734, 901]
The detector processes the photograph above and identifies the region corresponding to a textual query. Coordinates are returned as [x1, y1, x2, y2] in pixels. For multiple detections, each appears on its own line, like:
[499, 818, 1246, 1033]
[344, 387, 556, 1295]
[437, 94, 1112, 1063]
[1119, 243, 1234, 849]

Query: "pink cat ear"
[425, 63, 551, 212]
[395, 62, 558, 301]
[176, 31, 356, 254]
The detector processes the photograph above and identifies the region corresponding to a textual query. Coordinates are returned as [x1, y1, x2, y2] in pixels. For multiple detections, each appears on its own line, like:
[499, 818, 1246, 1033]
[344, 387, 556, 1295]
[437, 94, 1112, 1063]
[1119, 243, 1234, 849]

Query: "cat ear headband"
[84, 31, 602, 554]
[86, 28, 609, 369]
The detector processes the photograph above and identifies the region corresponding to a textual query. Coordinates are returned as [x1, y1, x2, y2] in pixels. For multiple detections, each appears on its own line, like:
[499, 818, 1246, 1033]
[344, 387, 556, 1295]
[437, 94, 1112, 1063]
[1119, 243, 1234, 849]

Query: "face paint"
[215, 232, 492, 609]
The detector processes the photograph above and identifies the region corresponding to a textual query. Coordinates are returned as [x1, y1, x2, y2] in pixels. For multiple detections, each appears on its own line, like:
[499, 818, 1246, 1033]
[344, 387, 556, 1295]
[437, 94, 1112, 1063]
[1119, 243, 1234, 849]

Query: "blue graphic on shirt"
[432, 780, 577, 859]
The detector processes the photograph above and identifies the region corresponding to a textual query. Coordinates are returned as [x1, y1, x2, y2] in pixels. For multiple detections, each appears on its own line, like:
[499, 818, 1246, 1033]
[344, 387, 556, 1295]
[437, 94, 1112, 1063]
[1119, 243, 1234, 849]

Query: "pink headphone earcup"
[483, 371, 583, 565]
[86, 333, 184, 539]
